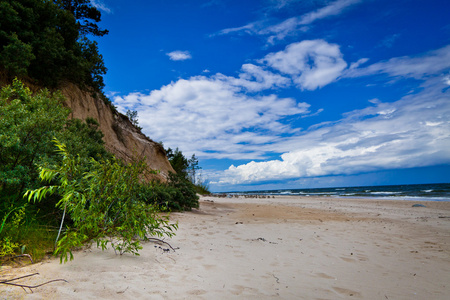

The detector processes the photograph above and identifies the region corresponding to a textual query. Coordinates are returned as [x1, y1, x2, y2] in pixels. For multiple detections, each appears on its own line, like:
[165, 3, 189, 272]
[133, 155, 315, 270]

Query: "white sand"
[1, 196, 449, 299]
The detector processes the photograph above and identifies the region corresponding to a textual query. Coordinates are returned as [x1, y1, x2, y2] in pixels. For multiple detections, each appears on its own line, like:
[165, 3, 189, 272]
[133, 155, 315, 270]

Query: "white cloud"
[298, 0, 361, 25]
[218, 22, 261, 36]
[91, 0, 112, 14]
[214, 63, 291, 92]
[217, 0, 361, 43]
[166, 50, 192, 61]
[218, 78, 450, 184]
[113, 75, 310, 159]
[349, 58, 369, 69]
[117, 37, 450, 188]
[261, 40, 347, 90]
[115, 40, 357, 159]
[266, 0, 301, 10]
[345, 45, 450, 79]
[444, 75, 450, 85]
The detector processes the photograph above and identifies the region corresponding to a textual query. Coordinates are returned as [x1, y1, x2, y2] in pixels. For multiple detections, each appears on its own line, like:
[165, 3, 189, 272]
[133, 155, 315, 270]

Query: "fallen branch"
[146, 237, 177, 252]
[3, 254, 34, 264]
[0, 272, 68, 293]
[13, 254, 34, 264]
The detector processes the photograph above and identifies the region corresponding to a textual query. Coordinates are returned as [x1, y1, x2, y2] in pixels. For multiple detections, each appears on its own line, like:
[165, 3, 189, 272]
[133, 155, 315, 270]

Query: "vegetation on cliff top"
[0, 0, 107, 90]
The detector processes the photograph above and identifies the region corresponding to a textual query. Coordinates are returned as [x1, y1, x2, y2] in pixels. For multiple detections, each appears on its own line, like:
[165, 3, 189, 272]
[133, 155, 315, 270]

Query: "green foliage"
[0, 202, 55, 262]
[58, 117, 110, 160]
[0, 33, 35, 76]
[167, 172, 199, 210]
[140, 177, 199, 212]
[166, 147, 189, 176]
[0, 79, 70, 193]
[165, 147, 209, 201]
[126, 109, 142, 130]
[56, 0, 109, 37]
[194, 179, 211, 196]
[0, 79, 113, 262]
[0, 0, 107, 90]
[187, 154, 201, 185]
[0, 205, 25, 258]
[25, 140, 178, 263]
[0, 79, 110, 192]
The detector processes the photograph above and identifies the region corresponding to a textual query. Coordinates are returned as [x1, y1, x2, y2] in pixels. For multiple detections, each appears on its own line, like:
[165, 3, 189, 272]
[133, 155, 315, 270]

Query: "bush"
[0, 204, 25, 258]
[0, 79, 70, 194]
[25, 140, 178, 262]
[167, 172, 199, 210]
[138, 175, 199, 212]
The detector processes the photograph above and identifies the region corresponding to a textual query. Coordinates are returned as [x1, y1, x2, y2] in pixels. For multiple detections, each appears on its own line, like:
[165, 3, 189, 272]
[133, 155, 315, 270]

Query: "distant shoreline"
[214, 182, 450, 202]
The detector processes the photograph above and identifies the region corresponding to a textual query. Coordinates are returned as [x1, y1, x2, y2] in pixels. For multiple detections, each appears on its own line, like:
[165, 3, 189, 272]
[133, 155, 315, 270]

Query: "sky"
[91, 0, 450, 192]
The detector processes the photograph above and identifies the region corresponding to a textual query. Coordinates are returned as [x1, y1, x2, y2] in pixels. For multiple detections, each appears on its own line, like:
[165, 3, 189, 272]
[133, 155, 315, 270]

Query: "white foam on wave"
[371, 191, 403, 195]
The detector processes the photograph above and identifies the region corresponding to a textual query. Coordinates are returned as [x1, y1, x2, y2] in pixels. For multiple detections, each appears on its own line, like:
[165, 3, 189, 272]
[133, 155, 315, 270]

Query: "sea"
[227, 183, 450, 202]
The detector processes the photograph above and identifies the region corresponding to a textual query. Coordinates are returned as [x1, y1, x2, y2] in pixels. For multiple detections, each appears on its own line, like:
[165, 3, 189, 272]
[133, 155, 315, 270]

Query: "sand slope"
[1, 196, 449, 299]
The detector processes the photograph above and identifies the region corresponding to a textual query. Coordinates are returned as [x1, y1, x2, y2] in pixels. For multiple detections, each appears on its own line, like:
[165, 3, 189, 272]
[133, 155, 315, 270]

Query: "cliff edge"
[60, 83, 174, 180]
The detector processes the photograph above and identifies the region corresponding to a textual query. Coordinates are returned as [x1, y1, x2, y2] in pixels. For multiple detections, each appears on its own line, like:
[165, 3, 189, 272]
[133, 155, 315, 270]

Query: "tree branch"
[147, 237, 177, 252]
[0, 273, 68, 293]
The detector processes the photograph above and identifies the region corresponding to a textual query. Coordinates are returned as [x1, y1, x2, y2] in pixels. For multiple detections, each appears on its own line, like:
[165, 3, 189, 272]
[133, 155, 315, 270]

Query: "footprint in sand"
[187, 289, 207, 295]
[333, 286, 362, 297]
[340, 253, 368, 262]
[356, 254, 368, 261]
[315, 272, 335, 279]
[340, 257, 356, 262]
[202, 264, 216, 270]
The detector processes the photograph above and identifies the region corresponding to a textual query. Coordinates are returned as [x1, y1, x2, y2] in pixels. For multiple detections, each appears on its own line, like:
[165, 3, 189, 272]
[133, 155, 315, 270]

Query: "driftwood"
[0, 272, 68, 293]
[2, 254, 34, 264]
[147, 237, 177, 252]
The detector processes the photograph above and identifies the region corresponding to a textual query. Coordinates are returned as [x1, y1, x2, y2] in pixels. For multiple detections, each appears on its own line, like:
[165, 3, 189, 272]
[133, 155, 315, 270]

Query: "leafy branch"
[24, 139, 178, 262]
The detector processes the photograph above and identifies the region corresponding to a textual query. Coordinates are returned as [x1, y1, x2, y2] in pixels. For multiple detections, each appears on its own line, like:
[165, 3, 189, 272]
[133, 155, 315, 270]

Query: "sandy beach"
[1, 195, 449, 299]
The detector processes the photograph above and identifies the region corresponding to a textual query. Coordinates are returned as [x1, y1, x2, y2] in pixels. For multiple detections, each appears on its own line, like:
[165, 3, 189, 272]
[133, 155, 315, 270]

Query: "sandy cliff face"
[60, 83, 174, 180]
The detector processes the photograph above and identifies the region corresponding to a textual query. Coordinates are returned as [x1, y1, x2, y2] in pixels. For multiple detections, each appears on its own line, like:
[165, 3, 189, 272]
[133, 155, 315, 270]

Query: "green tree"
[0, 79, 70, 193]
[0, 33, 35, 76]
[126, 109, 142, 130]
[56, 0, 109, 37]
[161, 148, 200, 209]
[57, 117, 109, 160]
[25, 140, 178, 262]
[0, 79, 114, 262]
[188, 154, 201, 185]
[167, 147, 189, 177]
[0, 0, 107, 90]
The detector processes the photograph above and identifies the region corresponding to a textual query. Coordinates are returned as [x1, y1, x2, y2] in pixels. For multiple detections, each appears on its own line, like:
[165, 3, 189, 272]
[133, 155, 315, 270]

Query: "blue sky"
[91, 0, 450, 192]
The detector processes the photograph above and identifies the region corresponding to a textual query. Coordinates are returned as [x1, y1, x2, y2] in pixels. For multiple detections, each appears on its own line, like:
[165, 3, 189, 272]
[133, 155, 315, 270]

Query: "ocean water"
[230, 183, 450, 202]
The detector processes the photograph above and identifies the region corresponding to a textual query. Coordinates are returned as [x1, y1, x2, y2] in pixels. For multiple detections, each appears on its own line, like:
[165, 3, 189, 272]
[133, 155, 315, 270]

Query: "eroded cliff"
[60, 83, 174, 180]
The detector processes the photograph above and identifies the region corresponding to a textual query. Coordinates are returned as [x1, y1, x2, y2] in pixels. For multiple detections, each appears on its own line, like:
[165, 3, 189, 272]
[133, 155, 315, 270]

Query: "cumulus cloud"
[214, 64, 291, 92]
[115, 40, 358, 159]
[213, 45, 450, 185]
[218, 79, 450, 184]
[261, 40, 347, 90]
[113, 39, 350, 161]
[217, 0, 361, 43]
[113, 75, 310, 159]
[117, 37, 450, 188]
[166, 50, 192, 61]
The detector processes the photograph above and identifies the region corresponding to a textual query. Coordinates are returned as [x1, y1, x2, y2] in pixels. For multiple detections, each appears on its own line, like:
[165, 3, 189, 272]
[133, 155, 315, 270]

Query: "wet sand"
[1, 195, 449, 299]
